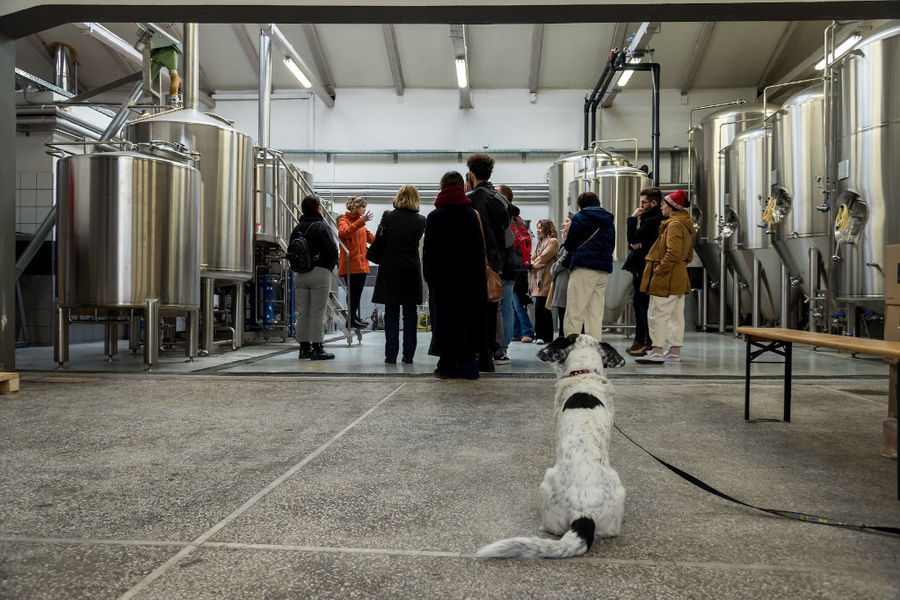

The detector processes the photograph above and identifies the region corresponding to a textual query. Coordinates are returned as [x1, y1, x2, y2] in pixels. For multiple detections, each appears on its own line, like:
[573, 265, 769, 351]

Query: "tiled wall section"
[15, 170, 54, 234]
[18, 275, 105, 346]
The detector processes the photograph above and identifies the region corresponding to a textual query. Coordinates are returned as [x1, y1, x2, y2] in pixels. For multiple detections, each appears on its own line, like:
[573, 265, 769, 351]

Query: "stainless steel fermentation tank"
[723, 126, 796, 325]
[548, 150, 630, 235]
[254, 158, 314, 250]
[554, 148, 650, 323]
[126, 109, 254, 280]
[691, 105, 776, 328]
[54, 145, 202, 368]
[769, 85, 828, 326]
[832, 24, 900, 318]
[126, 109, 254, 352]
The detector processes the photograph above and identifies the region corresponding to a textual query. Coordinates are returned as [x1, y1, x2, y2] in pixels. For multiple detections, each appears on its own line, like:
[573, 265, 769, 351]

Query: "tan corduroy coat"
[640, 209, 695, 297]
[529, 237, 559, 297]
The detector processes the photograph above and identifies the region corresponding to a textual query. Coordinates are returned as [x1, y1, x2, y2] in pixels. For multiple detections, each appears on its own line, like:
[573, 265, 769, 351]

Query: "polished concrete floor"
[3, 331, 899, 599]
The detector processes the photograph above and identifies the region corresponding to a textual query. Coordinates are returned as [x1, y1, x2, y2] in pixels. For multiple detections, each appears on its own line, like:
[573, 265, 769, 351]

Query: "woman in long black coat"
[369, 185, 427, 364]
[423, 171, 488, 379]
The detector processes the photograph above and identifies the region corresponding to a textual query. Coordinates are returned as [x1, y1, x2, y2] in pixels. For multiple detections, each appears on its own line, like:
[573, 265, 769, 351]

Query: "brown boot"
[626, 341, 645, 356]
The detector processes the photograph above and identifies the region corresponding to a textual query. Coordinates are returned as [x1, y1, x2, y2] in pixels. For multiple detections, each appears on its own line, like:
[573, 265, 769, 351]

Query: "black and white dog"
[476, 334, 626, 559]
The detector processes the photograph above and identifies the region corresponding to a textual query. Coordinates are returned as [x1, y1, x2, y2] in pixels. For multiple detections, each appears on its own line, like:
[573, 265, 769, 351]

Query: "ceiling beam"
[301, 24, 336, 98]
[528, 24, 543, 96]
[602, 21, 658, 108]
[382, 24, 404, 96]
[231, 23, 259, 78]
[449, 24, 472, 109]
[756, 21, 797, 92]
[680, 21, 716, 96]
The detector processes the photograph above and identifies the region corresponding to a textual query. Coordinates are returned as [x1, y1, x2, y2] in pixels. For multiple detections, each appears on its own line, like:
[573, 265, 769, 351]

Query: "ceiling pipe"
[258, 27, 272, 148]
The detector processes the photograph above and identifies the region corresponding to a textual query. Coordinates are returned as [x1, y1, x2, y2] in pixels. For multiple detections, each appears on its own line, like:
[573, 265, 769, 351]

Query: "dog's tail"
[474, 517, 594, 559]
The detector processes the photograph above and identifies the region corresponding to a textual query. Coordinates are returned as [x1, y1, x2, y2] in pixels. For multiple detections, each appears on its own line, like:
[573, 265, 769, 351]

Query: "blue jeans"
[384, 304, 418, 361]
[500, 279, 515, 353]
[512, 292, 534, 339]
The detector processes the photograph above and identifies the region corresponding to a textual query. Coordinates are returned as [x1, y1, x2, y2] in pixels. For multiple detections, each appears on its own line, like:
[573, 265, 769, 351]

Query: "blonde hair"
[538, 219, 558, 240]
[393, 185, 420, 212]
[345, 195, 367, 211]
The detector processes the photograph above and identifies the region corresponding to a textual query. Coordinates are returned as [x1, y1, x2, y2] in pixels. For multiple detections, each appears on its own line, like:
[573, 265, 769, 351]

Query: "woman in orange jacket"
[338, 195, 375, 328]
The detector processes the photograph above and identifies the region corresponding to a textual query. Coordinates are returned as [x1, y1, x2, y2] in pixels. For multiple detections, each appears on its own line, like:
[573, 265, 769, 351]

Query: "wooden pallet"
[0, 372, 19, 394]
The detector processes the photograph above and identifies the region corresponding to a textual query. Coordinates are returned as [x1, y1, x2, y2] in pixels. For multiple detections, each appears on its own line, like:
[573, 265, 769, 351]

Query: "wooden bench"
[737, 327, 900, 499]
[0, 372, 19, 394]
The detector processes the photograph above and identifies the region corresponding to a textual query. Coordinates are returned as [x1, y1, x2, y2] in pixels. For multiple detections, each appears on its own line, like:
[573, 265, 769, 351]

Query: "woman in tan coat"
[636, 190, 694, 364]
[529, 219, 559, 343]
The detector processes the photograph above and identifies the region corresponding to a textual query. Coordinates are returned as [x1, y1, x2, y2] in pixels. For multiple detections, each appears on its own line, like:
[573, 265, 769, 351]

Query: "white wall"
[214, 86, 755, 186]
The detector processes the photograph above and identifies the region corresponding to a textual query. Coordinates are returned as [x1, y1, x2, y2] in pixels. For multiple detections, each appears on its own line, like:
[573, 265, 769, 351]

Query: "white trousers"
[647, 293, 686, 348]
[563, 269, 608, 340]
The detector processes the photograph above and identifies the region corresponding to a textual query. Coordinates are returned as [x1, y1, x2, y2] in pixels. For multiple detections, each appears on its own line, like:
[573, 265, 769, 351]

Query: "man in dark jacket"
[622, 187, 663, 356]
[562, 191, 615, 340]
[465, 153, 510, 371]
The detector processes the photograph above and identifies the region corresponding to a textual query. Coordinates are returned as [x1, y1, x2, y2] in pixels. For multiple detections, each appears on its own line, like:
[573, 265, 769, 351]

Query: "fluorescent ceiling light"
[283, 56, 312, 88]
[815, 34, 862, 70]
[76, 22, 142, 65]
[455, 58, 468, 89]
[617, 58, 642, 87]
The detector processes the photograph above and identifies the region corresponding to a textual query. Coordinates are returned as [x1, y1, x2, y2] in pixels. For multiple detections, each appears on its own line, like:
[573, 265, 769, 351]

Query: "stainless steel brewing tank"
[253, 162, 289, 249]
[57, 150, 201, 309]
[548, 151, 630, 231]
[572, 163, 651, 322]
[769, 85, 828, 299]
[833, 24, 900, 311]
[723, 126, 789, 322]
[690, 105, 773, 284]
[126, 109, 254, 282]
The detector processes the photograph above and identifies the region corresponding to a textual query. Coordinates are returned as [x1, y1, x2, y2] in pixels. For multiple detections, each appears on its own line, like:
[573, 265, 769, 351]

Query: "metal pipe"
[104, 323, 118, 360]
[701, 268, 709, 330]
[233, 283, 245, 349]
[201, 278, 214, 355]
[590, 138, 639, 165]
[99, 80, 143, 141]
[186, 309, 199, 360]
[809, 246, 819, 332]
[144, 298, 159, 369]
[752, 259, 761, 327]
[53, 43, 76, 93]
[650, 62, 660, 185]
[780, 263, 789, 328]
[733, 269, 740, 336]
[822, 21, 838, 331]
[183, 23, 199, 112]
[258, 28, 272, 149]
[54, 306, 68, 367]
[719, 254, 727, 333]
[584, 57, 612, 149]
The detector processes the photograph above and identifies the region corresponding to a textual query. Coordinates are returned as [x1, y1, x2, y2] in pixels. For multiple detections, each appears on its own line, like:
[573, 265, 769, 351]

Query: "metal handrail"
[590, 137, 639, 165]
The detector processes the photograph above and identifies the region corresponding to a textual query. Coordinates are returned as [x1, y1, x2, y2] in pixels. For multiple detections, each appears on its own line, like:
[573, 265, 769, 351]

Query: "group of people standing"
[288, 151, 695, 375]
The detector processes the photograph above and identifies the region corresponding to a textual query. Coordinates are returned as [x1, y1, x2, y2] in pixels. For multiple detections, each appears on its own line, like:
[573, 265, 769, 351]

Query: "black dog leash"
[614, 424, 900, 536]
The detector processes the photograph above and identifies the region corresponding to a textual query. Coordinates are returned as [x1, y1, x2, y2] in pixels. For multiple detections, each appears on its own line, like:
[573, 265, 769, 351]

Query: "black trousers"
[632, 270, 651, 345]
[348, 272, 367, 324]
[534, 296, 554, 343]
[484, 300, 500, 355]
[556, 306, 566, 336]
[384, 303, 417, 360]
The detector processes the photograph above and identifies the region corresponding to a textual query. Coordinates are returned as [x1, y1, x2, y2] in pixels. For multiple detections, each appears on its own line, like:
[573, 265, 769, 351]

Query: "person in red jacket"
[338, 195, 375, 328]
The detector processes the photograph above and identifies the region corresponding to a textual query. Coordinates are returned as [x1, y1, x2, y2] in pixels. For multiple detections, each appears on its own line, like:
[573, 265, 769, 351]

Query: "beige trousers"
[563, 269, 608, 340]
[647, 293, 687, 348]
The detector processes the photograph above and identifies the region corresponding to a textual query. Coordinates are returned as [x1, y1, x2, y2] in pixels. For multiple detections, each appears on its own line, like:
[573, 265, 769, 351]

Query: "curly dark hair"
[466, 153, 495, 181]
[640, 186, 663, 205]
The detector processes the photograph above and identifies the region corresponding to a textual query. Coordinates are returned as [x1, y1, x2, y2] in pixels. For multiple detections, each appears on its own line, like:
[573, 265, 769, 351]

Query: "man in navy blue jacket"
[562, 191, 615, 340]
[623, 187, 663, 355]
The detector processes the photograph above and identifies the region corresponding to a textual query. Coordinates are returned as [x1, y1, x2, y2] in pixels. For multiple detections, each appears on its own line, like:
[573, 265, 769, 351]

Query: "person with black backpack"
[288, 195, 339, 360]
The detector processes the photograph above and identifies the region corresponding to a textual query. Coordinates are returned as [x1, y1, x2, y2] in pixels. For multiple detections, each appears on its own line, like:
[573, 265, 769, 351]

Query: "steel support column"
[0, 33, 14, 371]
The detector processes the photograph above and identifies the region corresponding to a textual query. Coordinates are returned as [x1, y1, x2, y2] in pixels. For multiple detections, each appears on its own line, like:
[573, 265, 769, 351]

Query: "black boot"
[310, 342, 335, 360]
[298, 342, 312, 359]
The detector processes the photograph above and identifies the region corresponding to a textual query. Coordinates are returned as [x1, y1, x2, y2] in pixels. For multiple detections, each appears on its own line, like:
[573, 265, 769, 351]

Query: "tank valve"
[790, 276, 802, 287]
[832, 255, 842, 263]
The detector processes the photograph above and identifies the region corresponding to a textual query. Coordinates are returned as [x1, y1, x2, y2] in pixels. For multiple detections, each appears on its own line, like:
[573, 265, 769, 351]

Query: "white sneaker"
[635, 351, 665, 365]
[664, 352, 682, 363]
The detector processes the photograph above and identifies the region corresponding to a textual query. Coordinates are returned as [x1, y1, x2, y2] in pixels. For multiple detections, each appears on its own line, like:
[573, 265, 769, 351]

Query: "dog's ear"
[537, 335, 577, 363]
[599, 342, 626, 369]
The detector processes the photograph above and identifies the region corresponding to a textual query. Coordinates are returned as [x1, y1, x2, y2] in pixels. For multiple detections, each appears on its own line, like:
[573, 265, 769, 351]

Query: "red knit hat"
[664, 189, 687, 210]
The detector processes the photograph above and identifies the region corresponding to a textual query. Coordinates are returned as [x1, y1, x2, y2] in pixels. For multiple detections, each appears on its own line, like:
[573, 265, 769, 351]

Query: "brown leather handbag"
[474, 210, 504, 302]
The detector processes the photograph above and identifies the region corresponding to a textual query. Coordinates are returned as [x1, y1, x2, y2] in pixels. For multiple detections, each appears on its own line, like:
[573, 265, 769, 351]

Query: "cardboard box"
[886, 303, 900, 342]
[886, 244, 900, 304]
